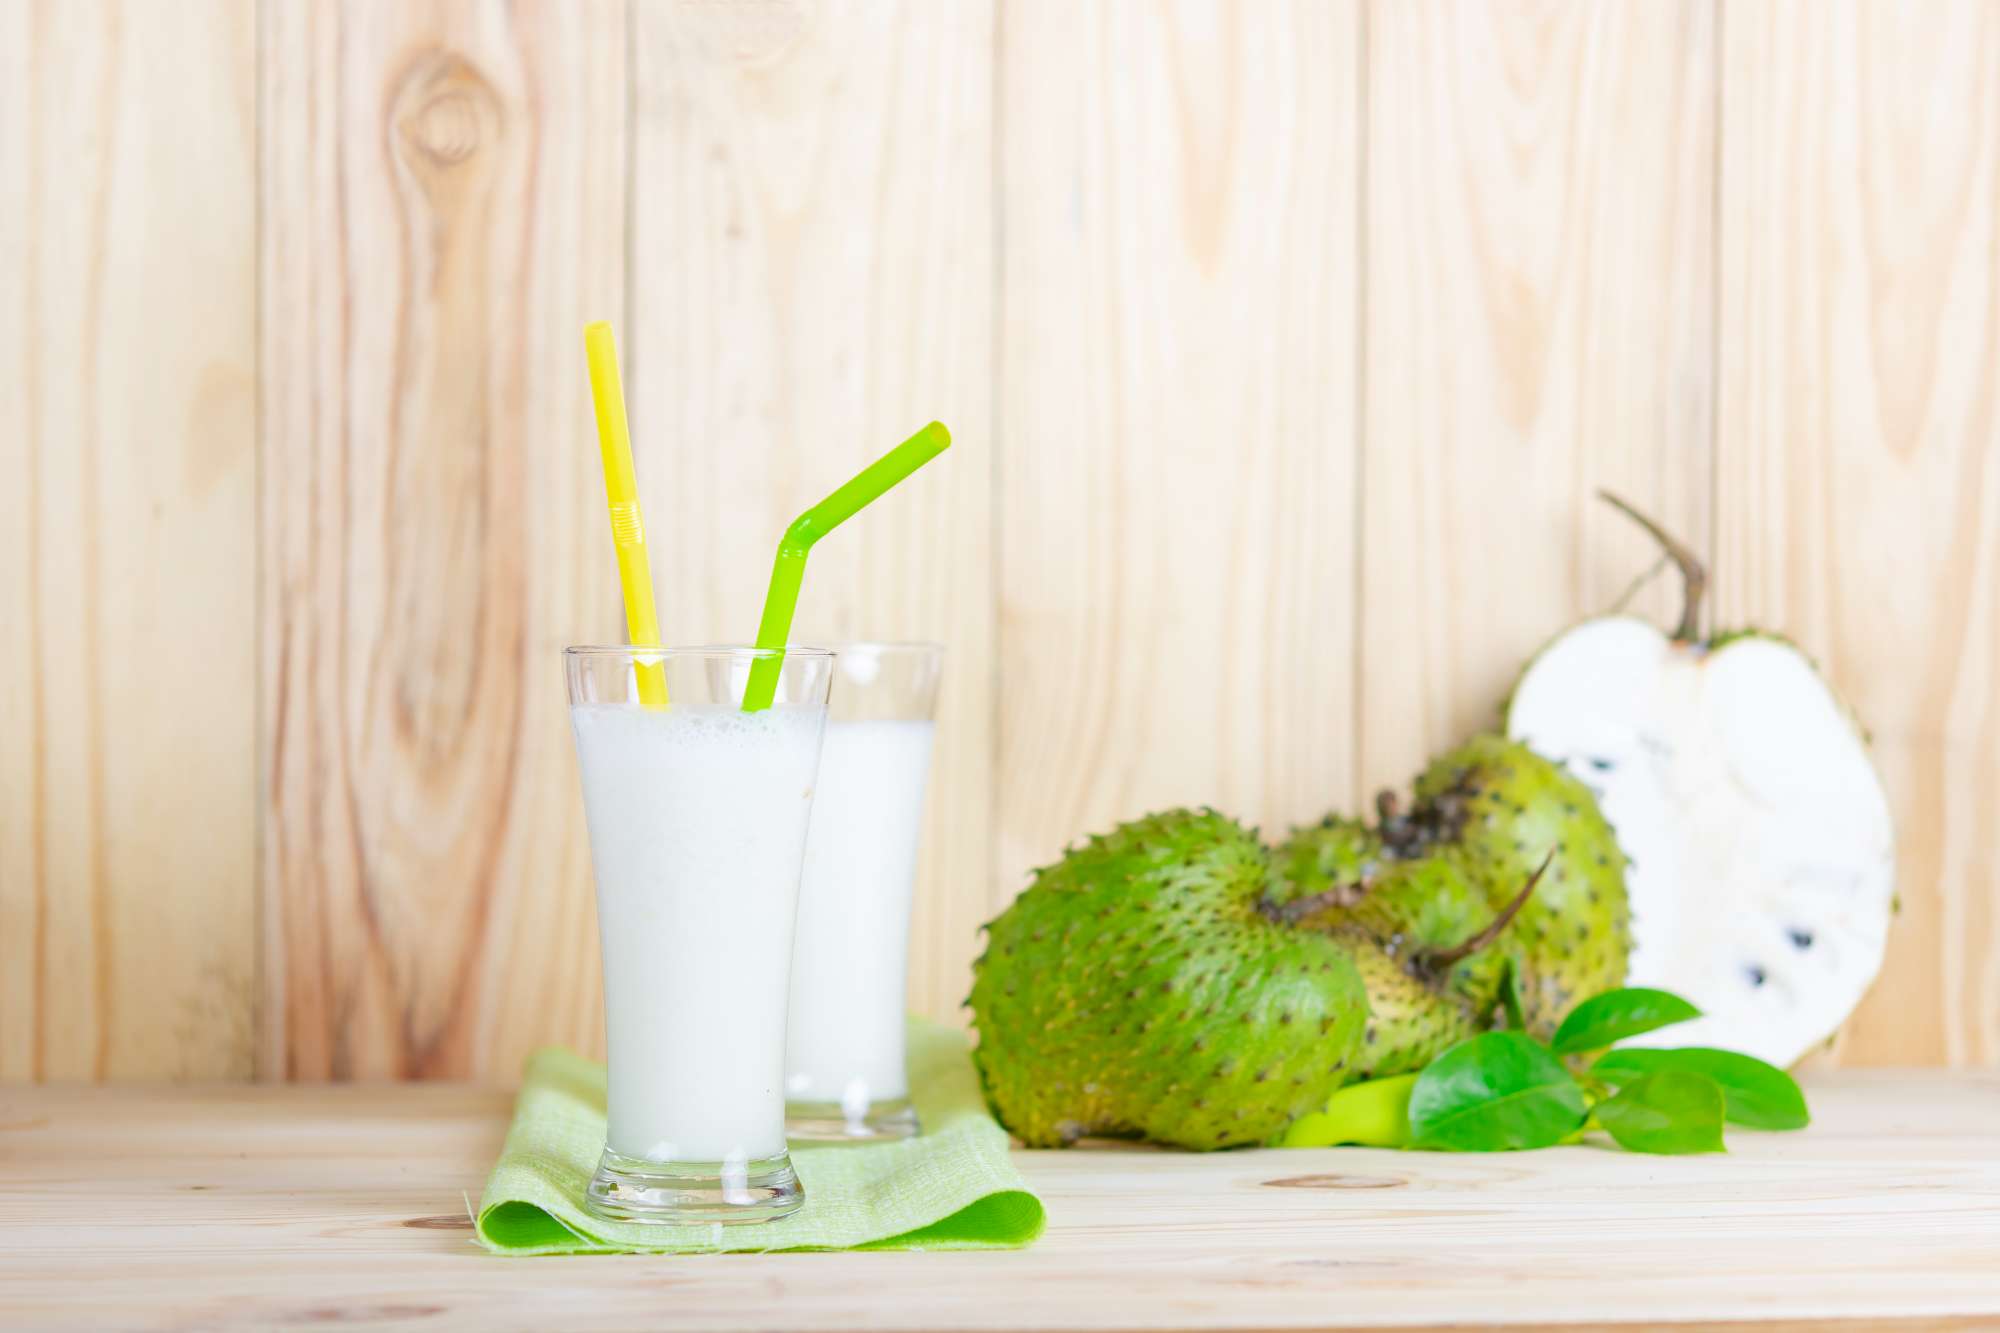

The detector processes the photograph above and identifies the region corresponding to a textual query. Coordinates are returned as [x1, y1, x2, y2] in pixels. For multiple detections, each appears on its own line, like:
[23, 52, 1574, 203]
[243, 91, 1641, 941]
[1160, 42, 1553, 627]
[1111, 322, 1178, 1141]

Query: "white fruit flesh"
[1507, 617, 1895, 1067]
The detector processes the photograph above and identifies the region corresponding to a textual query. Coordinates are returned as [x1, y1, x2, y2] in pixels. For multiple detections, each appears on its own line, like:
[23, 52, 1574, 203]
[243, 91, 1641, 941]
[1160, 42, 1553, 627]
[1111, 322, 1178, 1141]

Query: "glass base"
[584, 1145, 804, 1225]
[785, 1097, 920, 1144]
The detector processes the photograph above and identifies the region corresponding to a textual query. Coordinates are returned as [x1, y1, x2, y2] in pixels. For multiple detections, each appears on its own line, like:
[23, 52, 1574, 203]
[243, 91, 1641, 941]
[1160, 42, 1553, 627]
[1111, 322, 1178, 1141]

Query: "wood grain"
[1715, 0, 2000, 1067]
[3, 1073, 1998, 1329]
[0, 0, 258, 1078]
[997, 1, 1362, 897]
[3, 0, 1998, 1080]
[1358, 0, 1717, 794]
[625, 0, 995, 1023]
[259, 0, 627, 1077]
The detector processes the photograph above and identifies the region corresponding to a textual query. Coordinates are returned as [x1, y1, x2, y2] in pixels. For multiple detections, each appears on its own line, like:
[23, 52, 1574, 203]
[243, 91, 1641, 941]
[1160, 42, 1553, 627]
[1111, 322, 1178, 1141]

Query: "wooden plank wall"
[2, 0, 259, 1078]
[258, 0, 628, 1078]
[1358, 0, 1715, 782]
[1716, 0, 2000, 1066]
[2, 0, 1995, 1079]
[997, 1, 1361, 896]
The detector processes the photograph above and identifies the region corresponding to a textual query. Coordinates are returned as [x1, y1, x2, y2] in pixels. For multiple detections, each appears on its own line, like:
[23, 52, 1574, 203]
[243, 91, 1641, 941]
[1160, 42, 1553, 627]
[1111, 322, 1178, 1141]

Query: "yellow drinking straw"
[584, 322, 669, 708]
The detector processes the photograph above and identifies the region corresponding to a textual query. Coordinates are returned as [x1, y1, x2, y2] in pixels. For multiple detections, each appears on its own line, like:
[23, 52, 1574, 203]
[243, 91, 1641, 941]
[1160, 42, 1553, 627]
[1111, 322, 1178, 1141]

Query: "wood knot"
[287, 1304, 446, 1324]
[402, 1213, 475, 1230]
[1261, 1173, 1407, 1191]
[408, 90, 483, 164]
[392, 52, 503, 176]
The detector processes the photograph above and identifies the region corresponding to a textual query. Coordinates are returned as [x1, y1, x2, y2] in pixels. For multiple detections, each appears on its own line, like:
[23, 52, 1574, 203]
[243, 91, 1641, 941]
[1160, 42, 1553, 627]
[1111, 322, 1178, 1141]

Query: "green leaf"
[1408, 1032, 1587, 1152]
[1590, 1047, 1810, 1130]
[1595, 1070, 1726, 1154]
[1498, 957, 1527, 1032]
[1550, 987, 1702, 1055]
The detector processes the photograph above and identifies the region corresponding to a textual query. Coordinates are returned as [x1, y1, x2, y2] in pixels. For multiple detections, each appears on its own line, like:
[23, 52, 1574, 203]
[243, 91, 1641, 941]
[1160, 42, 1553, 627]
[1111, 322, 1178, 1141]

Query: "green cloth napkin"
[474, 1021, 1045, 1254]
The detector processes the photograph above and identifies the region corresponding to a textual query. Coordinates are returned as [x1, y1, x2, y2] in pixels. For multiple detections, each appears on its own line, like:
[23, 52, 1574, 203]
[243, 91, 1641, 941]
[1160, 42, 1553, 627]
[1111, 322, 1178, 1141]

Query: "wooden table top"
[3, 1071, 1997, 1331]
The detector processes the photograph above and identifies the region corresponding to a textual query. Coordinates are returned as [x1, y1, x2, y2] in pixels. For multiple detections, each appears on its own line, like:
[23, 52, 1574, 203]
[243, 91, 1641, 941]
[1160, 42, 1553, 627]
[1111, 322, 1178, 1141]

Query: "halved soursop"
[1505, 496, 1895, 1067]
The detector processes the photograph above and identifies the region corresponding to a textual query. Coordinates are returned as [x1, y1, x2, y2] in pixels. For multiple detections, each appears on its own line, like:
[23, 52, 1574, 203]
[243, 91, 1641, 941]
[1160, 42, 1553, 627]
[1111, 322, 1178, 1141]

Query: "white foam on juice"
[570, 701, 826, 1164]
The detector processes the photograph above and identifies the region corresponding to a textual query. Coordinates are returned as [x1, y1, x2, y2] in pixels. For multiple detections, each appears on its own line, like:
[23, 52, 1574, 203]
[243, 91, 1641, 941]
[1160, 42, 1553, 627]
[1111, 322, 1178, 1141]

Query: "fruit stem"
[1259, 879, 1371, 925]
[1418, 850, 1553, 971]
[1598, 490, 1707, 643]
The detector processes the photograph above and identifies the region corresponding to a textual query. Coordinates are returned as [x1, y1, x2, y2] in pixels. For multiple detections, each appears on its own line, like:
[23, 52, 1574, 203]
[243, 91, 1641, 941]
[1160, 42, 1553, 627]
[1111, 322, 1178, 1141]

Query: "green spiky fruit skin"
[1273, 822, 1506, 1080]
[1268, 816, 1384, 909]
[970, 809, 1369, 1150]
[1413, 735, 1630, 1039]
[1322, 859, 1507, 1079]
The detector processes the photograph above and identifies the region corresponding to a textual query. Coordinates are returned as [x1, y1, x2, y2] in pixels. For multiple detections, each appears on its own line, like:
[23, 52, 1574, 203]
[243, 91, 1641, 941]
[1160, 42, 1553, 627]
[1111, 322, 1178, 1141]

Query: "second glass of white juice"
[785, 642, 943, 1142]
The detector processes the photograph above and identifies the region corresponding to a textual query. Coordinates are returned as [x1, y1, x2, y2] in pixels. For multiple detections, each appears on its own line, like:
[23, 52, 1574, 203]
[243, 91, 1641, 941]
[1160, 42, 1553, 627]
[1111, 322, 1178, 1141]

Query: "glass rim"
[821, 639, 944, 655]
[562, 644, 836, 661]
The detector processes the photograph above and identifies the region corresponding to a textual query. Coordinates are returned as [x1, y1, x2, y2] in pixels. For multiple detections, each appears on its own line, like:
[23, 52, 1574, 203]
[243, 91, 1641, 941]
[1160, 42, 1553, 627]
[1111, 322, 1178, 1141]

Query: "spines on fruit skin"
[1411, 735, 1631, 1039]
[969, 808, 1370, 1150]
[1271, 831, 1511, 1080]
[1267, 816, 1383, 910]
[970, 759, 1625, 1148]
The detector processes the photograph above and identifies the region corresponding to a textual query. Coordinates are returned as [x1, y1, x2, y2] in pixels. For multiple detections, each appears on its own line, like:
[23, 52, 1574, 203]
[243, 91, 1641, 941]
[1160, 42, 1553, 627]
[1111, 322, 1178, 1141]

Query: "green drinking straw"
[742, 421, 952, 711]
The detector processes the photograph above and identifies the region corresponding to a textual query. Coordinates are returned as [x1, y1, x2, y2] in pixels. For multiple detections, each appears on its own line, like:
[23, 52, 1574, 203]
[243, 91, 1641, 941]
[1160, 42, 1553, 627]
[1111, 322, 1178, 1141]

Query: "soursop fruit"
[1409, 735, 1632, 1039]
[1271, 815, 1384, 898]
[969, 809, 1370, 1149]
[970, 802, 1556, 1148]
[1505, 494, 1895, 1067]
[1271, 818, 1515, 1078]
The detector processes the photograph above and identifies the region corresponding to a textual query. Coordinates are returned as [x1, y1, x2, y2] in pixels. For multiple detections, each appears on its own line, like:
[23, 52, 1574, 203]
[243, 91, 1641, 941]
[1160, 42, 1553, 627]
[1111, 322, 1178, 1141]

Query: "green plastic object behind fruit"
[1279, 1073, 1418, 1148]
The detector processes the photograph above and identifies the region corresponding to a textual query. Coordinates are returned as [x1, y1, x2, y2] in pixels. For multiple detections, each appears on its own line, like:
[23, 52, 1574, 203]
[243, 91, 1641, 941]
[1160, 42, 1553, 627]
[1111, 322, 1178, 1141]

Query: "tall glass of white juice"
[785, 643, 942, 1142]
[566, 645, 834, 1224]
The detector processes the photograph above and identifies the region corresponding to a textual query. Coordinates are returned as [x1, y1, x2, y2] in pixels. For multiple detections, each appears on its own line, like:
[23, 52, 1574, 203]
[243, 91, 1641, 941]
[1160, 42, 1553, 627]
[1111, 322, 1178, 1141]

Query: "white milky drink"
[571, 700, 826, 1165]
[785, 716, 937, 1128]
